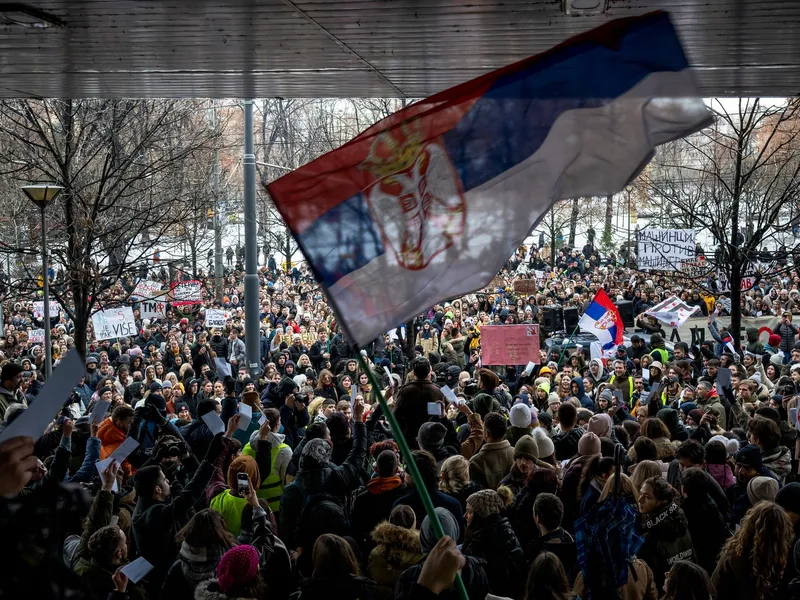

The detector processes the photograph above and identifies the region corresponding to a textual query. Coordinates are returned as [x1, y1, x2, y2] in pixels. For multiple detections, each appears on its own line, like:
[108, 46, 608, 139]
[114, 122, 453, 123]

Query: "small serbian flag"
[268, 11, 712, 347]
[579, 289, 625, 350]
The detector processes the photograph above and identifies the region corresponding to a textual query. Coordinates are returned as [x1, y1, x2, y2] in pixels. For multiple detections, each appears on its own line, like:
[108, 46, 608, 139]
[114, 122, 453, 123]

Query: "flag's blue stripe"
[297, 193, 385, 288]
[442, 13, 687, 191]
[300, 14, 686, 288]
[584, 301, 607, 321]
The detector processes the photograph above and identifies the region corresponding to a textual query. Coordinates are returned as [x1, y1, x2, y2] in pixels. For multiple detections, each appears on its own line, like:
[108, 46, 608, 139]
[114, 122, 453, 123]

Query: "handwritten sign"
[28, 329, 45, 344]
[140, 299, 166, 320]
[92, 307, 137, 340]
[480, 325, 541, 366]
[513, 279, 538, 296]
[205, 309, 227, 328]
[637, 229, 695, 271]
[32, 300, 60, 319]
[132, 279, 163, 300]
[171, 280, 202, 307]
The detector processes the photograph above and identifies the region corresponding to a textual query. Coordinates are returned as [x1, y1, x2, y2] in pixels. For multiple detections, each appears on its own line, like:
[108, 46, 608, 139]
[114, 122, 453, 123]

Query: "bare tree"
[644, 98, 800, 344]
[0, 99, 219, 354]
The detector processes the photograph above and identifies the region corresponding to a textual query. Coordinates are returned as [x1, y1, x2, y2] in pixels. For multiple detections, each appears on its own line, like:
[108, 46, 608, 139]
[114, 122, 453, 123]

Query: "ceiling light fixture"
[563, 0, 608, 16]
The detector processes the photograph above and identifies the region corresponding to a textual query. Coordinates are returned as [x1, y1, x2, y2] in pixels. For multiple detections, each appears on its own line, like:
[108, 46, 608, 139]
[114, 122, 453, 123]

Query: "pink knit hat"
[217, 545, 260, 592]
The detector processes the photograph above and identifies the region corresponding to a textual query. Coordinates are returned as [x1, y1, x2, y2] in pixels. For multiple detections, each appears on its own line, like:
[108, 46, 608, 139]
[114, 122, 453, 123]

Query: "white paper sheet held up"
[0, 349, 84, 444]
[90, 400, 111, 424]
[441, 386, 461, 405]
[238, 403, 253, 430]
[201, 411, 225, 436]
[120, 557, 154, 583]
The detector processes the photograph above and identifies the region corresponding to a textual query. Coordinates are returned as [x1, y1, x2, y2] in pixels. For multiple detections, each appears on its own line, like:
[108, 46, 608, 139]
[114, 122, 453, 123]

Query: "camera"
[464, 380, 478, 396]
[294, 392, 309, 405]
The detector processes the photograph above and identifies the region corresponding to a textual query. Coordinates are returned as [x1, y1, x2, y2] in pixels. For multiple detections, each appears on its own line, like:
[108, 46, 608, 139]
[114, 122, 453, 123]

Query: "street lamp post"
[22, 184, 63, 379]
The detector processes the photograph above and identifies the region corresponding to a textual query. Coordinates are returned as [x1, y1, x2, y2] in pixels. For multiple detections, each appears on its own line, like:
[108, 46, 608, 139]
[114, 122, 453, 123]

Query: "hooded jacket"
[695, 388, 728, 430]
[636, 502, 694, 593]
[461, 514, 525, 598]
[571, 377, 594, 409]
[762, 445, 792, 484]
[351, 476, 407, 550]
[367, 522, 423, 596]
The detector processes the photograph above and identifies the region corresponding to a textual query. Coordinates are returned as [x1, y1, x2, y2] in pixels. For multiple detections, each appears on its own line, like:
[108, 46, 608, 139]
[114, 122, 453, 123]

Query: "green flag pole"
[557, 323, 580, 366]
[355, 349, 469, 600]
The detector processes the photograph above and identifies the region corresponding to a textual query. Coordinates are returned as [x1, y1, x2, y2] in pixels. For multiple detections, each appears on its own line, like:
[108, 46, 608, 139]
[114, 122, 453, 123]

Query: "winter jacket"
[97, 418, 135, 478]
[636, 502, 695, 593]
[469, 439, 514, 490]
[712, 551, 785, 600]
[278, 421, 368, 549]
[393, 380, 445, 450]
[573, 559, 658, 600]
[160, 541, 227, 600]
[395, 555, 490, 600]
[627, 436, 677, 463]
[228, 337, 246, 365]
[498, 463, 529, 496]
[762, 445, 792, 484]
[776, 321, 799, 353]
[131, 461, 215, 588]
[571, 377, 594, 409]
[695, 389, 728, 430]
[682, 493, 728, 576]
[461, 514, 525, 598]
[552, 427, 584, 462]
[706, 462, 735, 491]
[180, 420, 214, 461]
[367, 522, 422, 599]
[351, 476, 407, 551]
[393, 487, 465, 537]
[524, 528, 577, 581]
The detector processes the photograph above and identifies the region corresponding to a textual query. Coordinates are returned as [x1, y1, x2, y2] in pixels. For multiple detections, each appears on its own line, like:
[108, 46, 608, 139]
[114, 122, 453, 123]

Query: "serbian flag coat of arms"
[268, 12, 712, 347]
[579, 289, 625, 350]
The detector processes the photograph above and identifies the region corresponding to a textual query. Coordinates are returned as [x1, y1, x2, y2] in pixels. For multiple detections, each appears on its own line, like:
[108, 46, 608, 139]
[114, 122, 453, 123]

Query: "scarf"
[179, 541, 225, 589]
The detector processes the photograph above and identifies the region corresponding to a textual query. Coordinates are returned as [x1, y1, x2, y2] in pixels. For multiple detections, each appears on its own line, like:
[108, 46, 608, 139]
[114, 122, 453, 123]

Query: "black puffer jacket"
[637, 502, 695, 593]
[460, 515, 526, 598]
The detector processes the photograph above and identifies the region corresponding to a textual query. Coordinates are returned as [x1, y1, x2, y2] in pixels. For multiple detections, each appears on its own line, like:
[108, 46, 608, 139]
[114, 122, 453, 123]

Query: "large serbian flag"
[268, 12, 712, 346]
[579, 289, 625, 350]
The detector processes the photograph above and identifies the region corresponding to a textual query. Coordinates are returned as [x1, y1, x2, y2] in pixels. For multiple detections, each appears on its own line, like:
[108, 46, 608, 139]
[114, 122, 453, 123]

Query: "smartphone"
[236, 472, 250, 496]
[791, 408, 798, 427]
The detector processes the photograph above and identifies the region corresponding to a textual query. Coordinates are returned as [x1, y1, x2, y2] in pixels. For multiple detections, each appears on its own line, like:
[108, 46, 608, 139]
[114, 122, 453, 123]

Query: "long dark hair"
[176, 508, 236, 550]
[312, 533, 359, 578]
[525, 552, 572, 600]
[662, 560, 714, 600]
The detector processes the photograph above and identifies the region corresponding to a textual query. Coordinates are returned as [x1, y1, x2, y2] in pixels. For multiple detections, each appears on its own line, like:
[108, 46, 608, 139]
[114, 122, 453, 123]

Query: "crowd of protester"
[3, 241, 800, 600]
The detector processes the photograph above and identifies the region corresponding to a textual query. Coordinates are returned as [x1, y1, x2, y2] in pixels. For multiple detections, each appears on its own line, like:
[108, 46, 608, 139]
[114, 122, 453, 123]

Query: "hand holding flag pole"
[354, 349, 469, 600]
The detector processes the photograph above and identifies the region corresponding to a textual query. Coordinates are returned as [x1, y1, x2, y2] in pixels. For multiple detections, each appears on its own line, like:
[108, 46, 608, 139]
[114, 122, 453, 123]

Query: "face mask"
[278, 424, 284, 434]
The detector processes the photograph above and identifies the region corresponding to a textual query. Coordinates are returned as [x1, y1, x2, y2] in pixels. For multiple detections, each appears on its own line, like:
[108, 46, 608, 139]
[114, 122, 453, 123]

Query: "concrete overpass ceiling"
[0, 0, 798, 98]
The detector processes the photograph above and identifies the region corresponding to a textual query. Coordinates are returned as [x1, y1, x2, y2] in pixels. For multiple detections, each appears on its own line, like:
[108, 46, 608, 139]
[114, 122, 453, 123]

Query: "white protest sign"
[214, 358, 232, 378]
[92, 307, 137, 340]
[171, 279, 202, 306]
[637, 229, 695, 271]
[133, 280, 163, 299]
[717, 267, 757, 293]
[201, 411, 225, 436]
[205, 309, 227, 328]
[0, 349, 83, 444]
[32, 300, 60, 319]
[140, 298, 167, 320]
[29, 329, 45, 344]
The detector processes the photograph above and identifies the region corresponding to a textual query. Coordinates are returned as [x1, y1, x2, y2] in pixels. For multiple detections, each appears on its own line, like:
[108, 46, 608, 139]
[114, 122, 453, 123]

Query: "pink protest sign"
[480, 325, 541, 366]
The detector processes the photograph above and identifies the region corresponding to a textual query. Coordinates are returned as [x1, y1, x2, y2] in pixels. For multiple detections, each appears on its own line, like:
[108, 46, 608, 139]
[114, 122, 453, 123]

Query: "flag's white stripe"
[329, 69, 711, 345]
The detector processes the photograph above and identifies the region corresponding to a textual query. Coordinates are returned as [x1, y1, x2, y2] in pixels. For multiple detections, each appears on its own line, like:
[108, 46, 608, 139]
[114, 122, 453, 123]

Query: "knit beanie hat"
[509, 404, 532, 428]
[216, 544, 260, 592]
[420, 507, 460, 553]
[418, 422, 448, 450]
[533, 427, 555, 458]
[529, 406, 539, 426]
[388, 504, 416, 529]
[708, 434, 740, 455]
[735, 443, 763, 471]
[656, 408, 680, 432]
[514, 435, 539, 461]
[537, 411, 553, 431]
[747, 476, 779, 505]
[578, 432, 601, 457]
[301, 438, 333, 468]
[769, 333, 782, 348]
[547, 392, 561, 406]
[770, 352, 784, 367]
[688, 409, 705, 426]
[598, 389, 614, 404]
[466, 490, 505, 519]
[587, 413, 613, 438]
[776, 482, 800, 515]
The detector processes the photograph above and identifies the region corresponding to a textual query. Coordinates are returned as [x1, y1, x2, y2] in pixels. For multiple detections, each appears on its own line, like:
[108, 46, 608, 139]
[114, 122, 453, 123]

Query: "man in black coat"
[351, 449, 407, 551]
[393, 357, 445, 451]
[131, 432, 225, 594]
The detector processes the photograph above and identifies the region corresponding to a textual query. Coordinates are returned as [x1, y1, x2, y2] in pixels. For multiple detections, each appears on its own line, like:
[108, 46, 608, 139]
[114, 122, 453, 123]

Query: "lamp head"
[22, 184, 63, 209]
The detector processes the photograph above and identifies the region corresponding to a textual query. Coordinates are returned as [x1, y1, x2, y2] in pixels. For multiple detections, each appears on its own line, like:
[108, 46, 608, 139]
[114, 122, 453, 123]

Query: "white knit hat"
[533, 427, 555, 458]
[510, 403, 532, 428]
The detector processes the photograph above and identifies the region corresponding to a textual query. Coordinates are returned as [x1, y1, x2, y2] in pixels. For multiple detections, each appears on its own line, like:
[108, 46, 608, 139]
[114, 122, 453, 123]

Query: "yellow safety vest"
[210, 489, 247, 537]
[608, 374, 634, 400]
[652, 348, 669, 364]
[242, 440, 289, 512]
